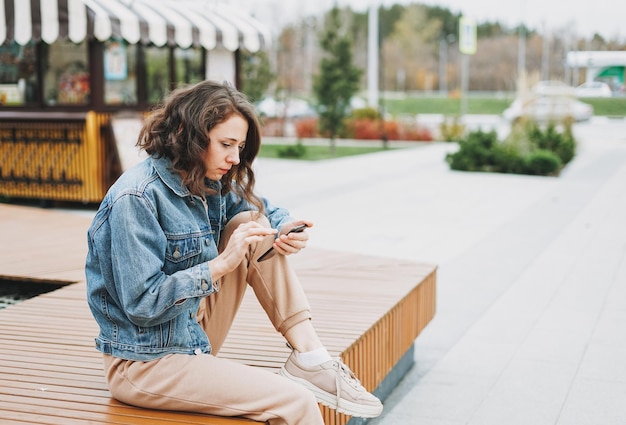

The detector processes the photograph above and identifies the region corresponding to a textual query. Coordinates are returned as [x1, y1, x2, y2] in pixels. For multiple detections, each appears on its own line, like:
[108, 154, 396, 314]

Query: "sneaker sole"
[279, 367, 383, 418]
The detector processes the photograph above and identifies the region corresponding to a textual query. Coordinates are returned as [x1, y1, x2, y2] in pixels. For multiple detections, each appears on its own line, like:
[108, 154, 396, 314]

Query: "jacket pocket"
[164, 233, 202, 268]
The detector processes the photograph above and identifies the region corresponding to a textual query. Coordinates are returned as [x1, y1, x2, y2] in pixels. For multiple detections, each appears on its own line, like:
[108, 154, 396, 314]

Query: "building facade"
[0, 0, 270, 111]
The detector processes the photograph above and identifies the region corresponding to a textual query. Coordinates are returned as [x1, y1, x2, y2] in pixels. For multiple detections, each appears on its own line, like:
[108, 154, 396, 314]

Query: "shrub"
[446, 149, 477, 171]
[524, 150, 562, 175]
[344, 118, 432, 141]
[439, 115, 466, 141]
[446, 121, 575, 177]
[351, 107, 381, 120]
[527, 121, 576, 165]
[295, 118, 319, 138]
[446, 130, 499, 171]
[398, 123, 434, 142]
[345, 118, 381, 139]
[277, 142, 307, 159]
[381, 120, 400, 140]
[287, 116, 433, 142]
[492, 144, 526, 174]
[260, 117, 286, 137]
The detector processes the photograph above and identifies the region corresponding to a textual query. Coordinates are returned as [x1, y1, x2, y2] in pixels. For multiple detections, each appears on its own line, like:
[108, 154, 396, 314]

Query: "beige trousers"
[103, 212, 324, 425]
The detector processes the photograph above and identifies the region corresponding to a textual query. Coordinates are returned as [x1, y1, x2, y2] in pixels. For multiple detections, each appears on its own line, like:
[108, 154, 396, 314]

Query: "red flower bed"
[347, 118, 432, 141]
[264, 117, 433, 142]
[294, 118, 319, 138]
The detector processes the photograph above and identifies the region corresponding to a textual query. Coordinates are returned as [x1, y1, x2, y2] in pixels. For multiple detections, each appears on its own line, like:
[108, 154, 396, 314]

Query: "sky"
[233, 0, 625, 41]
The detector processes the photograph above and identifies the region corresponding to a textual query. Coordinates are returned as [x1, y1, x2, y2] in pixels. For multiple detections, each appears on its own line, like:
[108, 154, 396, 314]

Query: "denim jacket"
[85, 156, 292, 361]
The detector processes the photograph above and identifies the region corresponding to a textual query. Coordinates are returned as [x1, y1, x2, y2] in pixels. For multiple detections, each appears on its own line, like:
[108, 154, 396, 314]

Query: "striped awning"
[0, 0, 271, 52]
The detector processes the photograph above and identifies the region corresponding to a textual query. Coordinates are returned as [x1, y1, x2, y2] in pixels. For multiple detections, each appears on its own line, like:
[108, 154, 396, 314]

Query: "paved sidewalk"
[254, 118, 626, 425]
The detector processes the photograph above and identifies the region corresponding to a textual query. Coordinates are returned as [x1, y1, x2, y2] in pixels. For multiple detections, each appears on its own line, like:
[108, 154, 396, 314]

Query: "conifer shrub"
[446, 129, 499, 172]
[446, 120, 576, 176]
[526, 121, 576, 165]
[524, 150, 563, 175]
[492, 144, 527, 174]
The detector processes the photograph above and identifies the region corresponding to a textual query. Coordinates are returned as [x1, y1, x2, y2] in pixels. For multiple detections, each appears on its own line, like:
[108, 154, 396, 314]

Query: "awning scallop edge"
[0, 0, 271, 52]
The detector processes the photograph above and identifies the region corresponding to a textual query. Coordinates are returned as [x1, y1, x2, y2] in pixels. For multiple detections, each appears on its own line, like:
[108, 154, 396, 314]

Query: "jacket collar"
[151, 156, 221, 198]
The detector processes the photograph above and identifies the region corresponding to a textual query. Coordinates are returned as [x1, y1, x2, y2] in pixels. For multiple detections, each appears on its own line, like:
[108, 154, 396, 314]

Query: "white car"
[533, 80, 575, 97]
[256, 97, 316, 118]
[575, 82, 612, 98]
[503, 95, 593, 123]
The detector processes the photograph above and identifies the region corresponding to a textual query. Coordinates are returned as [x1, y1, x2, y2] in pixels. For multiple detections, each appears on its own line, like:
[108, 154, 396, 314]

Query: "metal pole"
[460, 53, 469, 115]
[367, 5, 379, 108]
[517, 1, 526, 93]
[541, 22, 550, 81]
[439, 37, 448, 94]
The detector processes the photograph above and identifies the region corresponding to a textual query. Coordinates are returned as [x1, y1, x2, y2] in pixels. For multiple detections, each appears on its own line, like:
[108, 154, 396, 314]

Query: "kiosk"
[566, 51, 626, 91]
[0, 0, 270, 203]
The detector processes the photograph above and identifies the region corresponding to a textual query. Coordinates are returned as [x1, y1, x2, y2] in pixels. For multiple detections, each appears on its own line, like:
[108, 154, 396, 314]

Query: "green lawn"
[383, 96, 513, 116]
[383, 95, 626, 117]
[583, 97, 626, 116]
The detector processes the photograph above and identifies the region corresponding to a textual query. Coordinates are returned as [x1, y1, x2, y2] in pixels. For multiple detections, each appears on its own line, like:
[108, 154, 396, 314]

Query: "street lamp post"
[439, 36, 448, 95]
[439, 33, 455, 95]
[459, 16, 476, 116]
[367, 4, 379, 109]
[517, 0, 527, 94]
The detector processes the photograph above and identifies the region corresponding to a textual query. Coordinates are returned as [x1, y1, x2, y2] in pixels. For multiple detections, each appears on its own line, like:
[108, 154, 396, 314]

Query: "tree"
[426, 5, 461, 38]
[240, 50, 273, 103]
[313, 6, 362, 149]
[382, 4, 441, 91]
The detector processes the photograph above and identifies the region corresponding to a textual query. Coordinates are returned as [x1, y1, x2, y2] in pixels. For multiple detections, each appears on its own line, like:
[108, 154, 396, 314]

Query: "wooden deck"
[0, 204, 437, 425]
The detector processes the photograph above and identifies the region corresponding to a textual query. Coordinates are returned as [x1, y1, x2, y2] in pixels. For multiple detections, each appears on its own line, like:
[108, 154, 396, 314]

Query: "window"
[43, 41, 90, 106]
[104, 40, 137, 105]
[0, 39, 209, 108]
[145, 46, 170, 104]
[0, 42, 38, 106]
[174, 47, 204, 86]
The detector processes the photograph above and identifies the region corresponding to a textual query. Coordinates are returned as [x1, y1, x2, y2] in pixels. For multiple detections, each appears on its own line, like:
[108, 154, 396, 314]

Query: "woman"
[85, 80, 382, 424]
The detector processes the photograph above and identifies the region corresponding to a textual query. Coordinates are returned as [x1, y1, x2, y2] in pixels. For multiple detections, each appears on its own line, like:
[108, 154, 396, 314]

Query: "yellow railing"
[0, 111, 115, 203]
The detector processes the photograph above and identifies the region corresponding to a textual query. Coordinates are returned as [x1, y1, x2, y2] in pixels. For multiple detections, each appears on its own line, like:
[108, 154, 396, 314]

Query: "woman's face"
[203, 114, 248, 181]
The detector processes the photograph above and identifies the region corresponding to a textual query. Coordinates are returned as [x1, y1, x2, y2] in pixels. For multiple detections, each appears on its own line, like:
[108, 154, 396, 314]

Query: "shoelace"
[329, 359, 363, 420]
[331, 358, 364, 402]
[284, 344, 365, 403]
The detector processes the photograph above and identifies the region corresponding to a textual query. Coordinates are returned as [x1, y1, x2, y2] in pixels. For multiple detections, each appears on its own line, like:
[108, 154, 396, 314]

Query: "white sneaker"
[279, 351, 383, 418]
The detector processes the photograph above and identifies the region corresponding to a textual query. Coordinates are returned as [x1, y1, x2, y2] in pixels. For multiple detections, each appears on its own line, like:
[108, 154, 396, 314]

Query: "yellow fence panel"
[0, 111, 115, 204]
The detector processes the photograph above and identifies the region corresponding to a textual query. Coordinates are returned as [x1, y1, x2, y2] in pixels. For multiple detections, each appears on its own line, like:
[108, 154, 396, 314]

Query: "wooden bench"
[0, 204, 437, 425]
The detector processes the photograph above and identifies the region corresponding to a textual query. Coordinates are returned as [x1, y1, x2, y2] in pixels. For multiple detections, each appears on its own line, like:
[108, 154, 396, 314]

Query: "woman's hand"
[209, 222, 276, 280]
[272, 221, 314, 256]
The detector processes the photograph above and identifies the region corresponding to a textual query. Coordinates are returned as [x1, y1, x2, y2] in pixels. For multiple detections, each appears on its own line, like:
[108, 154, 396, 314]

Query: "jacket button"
[201, 280, 209, 291]
[173, 247, 181, 259]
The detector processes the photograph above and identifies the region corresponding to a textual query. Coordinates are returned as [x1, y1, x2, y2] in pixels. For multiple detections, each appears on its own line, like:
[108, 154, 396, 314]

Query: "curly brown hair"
[138, 80, 263, 213]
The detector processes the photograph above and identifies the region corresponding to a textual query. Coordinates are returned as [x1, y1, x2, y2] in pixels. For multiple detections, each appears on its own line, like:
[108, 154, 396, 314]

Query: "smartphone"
[257, 224, 308, 262]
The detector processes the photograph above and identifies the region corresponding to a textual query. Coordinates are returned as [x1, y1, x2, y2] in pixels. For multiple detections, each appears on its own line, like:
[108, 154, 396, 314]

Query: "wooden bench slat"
[1, 381, 112, 399]
[0, 390, 257, 424]
[0, 371, 116, 389]
[0, 399, 256, 425]
[1, 358, 99, 370]
[0, 371, 109, 391]
[0, 386, 261, 425]
[0, 409, 99, 425]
